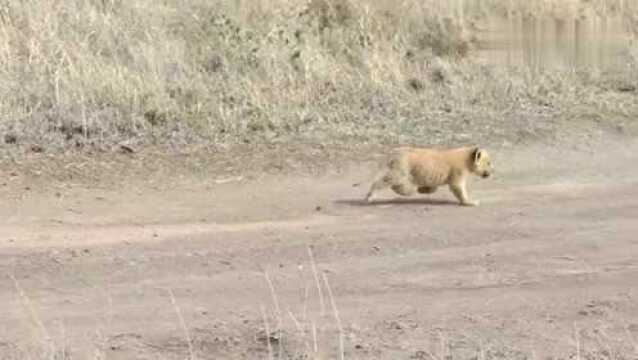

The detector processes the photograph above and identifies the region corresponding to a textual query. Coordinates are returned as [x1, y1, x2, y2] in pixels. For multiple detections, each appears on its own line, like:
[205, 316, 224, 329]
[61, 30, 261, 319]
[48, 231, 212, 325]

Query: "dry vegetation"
[0, 0, 636, 157]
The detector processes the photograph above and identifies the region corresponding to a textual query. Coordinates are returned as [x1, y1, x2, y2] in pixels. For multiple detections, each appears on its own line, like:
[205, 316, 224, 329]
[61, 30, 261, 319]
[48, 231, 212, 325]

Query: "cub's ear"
[471, 147, 482, 162]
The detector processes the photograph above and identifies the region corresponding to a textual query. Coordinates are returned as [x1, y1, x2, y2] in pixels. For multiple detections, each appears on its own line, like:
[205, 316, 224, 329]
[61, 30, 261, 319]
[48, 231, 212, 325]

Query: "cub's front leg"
[449, 181, 479, 207]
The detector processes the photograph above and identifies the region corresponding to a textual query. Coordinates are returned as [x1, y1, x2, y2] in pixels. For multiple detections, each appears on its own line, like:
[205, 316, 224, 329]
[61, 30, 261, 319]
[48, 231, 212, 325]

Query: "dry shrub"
[303, 0, 354, 31]
[411, 16, 473, 59]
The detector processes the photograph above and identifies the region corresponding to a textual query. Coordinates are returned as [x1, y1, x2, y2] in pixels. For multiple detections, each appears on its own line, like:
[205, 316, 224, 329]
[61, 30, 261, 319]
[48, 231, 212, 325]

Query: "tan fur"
[365, 146, 493, 206]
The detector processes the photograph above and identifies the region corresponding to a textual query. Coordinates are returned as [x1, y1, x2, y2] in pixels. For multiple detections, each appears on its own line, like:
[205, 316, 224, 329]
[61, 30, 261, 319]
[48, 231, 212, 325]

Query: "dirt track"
[1, 141, 638, 359]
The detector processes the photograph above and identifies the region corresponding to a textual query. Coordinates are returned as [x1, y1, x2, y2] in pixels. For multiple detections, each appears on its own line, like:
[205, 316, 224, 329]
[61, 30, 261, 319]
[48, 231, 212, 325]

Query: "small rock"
[256, 329, 283, 345]
[197, 307, 209, 315]
[29, 144, 44, 153]
[407, 78, 424, 92]
[4, 133, 17, 144]
[616, 84, 636, 92]
[118, 144, 136, 154]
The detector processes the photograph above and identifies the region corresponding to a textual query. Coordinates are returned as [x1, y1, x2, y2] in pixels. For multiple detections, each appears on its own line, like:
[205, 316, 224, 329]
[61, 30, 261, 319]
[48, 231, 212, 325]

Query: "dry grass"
[0, 0, 635, 157]
[256, 246, 347, 360]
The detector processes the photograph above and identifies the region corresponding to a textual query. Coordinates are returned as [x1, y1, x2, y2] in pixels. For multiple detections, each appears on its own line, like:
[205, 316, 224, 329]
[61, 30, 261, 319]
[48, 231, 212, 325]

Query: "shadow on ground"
[335, 197, 458, 207]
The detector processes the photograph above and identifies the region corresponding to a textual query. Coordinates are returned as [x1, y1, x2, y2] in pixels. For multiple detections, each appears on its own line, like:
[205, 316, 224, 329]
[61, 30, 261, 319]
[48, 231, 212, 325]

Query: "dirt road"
[1, 142, 638, 359]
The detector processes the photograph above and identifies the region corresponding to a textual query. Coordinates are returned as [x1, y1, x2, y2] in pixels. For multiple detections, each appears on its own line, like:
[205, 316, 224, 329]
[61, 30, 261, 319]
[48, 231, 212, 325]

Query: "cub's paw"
[461, 200, 480, 207]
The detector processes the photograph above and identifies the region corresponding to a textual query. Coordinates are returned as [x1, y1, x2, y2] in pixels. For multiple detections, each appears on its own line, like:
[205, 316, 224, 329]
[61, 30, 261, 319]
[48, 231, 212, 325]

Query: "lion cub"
[366, 146, 493, 206]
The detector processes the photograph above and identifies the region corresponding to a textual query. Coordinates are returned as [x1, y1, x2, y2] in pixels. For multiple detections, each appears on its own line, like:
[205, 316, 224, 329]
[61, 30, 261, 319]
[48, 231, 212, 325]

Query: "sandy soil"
[1, 140, 638, 359]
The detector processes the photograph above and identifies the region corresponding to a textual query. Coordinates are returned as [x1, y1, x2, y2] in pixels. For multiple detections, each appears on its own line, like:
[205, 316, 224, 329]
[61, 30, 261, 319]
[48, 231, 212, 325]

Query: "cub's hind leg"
[391, 182, 417, 197]
[366, 173, 392, 202]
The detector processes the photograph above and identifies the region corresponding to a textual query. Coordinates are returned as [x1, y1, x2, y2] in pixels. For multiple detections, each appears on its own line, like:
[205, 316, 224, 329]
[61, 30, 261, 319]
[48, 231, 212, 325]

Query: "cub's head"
[470, 147, 493, 178]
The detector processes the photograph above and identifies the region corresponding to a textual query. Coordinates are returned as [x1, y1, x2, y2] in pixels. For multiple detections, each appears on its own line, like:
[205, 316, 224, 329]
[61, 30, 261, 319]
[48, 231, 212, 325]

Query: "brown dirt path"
[1, 142, 638, 359]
